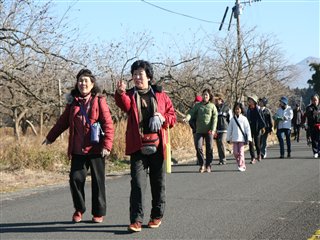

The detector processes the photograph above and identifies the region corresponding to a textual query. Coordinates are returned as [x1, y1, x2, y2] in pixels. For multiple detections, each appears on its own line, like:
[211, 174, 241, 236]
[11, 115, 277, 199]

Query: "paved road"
[1, 136, 319, 240]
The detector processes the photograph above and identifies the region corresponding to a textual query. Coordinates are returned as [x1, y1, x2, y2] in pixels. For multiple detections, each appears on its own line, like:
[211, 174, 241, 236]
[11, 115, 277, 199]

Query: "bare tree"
[80, 31, 157, 122]
[208, 28, 295, 105]
[0, 0, 82, 139]
[0, 1, 296, 136]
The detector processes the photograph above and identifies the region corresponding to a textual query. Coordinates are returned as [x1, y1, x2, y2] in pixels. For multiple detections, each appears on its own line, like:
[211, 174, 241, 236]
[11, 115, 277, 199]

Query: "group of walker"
[42, 59, 319, 233]
[184, 92, 320, 173]
[44, 60, 176, 232]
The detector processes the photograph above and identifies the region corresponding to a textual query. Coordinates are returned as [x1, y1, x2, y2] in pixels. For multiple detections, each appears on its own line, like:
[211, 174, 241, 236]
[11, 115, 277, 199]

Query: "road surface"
[1, 136, 319, 239]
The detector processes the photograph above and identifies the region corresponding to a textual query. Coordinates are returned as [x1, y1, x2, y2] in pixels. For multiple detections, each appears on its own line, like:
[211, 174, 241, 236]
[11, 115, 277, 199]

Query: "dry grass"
[0, 135, 69, 171]
[0, 122, 195, 171]
[0, 124, 279, 193]
[170, 123, 194, 149]
[0, 122, 195, 193]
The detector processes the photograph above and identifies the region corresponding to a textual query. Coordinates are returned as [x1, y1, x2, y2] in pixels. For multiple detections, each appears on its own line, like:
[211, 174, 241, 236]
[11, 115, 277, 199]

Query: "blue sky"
[54, 0, 319, 65]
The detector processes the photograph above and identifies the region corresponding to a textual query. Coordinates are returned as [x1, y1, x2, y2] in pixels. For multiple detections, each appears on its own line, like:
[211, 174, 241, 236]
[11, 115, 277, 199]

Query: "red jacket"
[46, 94, 114, 159]
[115, 85, 176, 156]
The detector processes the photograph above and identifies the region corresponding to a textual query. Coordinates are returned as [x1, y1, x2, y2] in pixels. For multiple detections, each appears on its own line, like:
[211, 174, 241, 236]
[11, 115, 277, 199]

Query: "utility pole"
[219, 0, 261, 102]
[235, 0, 242, 78]
[233, 0, 243, 102]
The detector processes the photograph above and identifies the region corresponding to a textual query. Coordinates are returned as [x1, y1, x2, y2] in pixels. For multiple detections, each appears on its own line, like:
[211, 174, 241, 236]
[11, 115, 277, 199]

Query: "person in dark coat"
[305, 94, 320, 158]
[292, 103, 304, 142]
[258, 97, 273, 159]
[214, 93, 232, 165]
[246, 94, 266, 164]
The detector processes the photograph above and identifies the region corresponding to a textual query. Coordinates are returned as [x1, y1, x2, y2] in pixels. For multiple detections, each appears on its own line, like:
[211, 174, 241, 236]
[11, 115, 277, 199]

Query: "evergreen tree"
[307, 63, 320, 94]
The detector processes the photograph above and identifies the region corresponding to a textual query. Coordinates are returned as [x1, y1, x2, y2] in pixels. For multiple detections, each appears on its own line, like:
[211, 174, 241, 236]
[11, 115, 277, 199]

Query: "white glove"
[101, 149, 110, 158]
[154, 112, 165, 122]
[149, 115, 163, 132]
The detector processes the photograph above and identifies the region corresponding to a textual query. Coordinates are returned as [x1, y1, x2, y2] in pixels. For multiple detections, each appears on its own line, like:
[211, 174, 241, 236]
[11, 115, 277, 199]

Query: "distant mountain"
[287, 56, 320, 89]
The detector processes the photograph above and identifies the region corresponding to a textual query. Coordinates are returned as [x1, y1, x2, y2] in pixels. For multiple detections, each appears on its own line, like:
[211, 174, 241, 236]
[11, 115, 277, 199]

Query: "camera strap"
[234, 116, 246, 139]
[79, 104, 92, 127]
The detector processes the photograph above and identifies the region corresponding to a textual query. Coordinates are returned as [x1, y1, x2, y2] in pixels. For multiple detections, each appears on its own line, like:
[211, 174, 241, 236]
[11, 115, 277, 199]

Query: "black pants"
[293, 124, 301, 141]
[129, 150, 165, 224]
[249, 132, 262, 159]
[310, 127, 320, 154]
[69, 154, 106, 216]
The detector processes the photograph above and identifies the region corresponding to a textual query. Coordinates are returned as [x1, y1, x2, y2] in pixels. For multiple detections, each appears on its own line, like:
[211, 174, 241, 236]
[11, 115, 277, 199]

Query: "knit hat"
[280, 96, 288, 105]
[194, 95, 203, 103]
[259, 97, 268, 106]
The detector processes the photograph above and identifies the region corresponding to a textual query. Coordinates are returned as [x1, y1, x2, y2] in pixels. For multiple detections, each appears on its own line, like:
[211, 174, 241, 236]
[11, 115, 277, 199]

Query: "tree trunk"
[25, 120, 38, 136]
[40, 110, 43, 137]
[14, 108, 28, 141]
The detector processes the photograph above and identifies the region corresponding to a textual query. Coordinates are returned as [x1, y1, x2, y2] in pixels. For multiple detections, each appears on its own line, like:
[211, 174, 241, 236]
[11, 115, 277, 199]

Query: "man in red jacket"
[115, 60, 176, 232]
[44, 69, 114, 224]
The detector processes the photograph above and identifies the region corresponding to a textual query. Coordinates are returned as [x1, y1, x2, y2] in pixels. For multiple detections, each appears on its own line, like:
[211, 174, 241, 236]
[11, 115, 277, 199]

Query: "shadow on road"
[172, 169, 239, 174]
[0, 221, 131, 235]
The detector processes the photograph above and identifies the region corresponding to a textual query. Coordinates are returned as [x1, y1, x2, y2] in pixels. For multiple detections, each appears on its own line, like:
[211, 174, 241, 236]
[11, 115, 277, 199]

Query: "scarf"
[135, 86, 158, 134]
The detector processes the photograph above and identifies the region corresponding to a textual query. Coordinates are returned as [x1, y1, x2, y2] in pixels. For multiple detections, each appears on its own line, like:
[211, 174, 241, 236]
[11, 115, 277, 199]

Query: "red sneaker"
[148, 218, 162, 228]
[72, 211, 82, 223]
[92, 216, 103, 223]
[128, 222, 142, 232]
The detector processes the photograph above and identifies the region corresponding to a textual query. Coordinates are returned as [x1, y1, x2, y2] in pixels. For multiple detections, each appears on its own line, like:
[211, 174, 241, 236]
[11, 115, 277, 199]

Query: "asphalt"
[1, 134, 319, 240]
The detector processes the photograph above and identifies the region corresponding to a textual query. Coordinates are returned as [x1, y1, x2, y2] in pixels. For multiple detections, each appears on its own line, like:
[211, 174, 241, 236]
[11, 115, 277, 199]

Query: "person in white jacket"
[273, 96, 293, 158]
[227, 102, 252, 172]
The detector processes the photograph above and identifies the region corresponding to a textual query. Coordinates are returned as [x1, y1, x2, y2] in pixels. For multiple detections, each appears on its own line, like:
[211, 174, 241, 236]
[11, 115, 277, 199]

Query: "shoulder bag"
[234, 117, 248, 145]
[79, 100, 105, 144]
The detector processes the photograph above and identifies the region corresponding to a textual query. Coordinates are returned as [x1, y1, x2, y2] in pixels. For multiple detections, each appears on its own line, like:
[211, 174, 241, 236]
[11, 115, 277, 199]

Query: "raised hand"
[116, 80, 126, 94]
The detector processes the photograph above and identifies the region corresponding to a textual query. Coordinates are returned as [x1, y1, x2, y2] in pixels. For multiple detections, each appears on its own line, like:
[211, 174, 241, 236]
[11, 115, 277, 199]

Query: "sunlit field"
[0, 122, 195, 172]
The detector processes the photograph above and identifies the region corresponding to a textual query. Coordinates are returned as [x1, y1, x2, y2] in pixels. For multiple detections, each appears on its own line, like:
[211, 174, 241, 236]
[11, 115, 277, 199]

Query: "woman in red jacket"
[115, 60, 176, 233]
[43, 69, 114, 224]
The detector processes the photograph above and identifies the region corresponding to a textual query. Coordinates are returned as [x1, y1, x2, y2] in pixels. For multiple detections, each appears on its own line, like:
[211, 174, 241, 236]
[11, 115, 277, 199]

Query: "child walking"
[227, 102, 252, 172]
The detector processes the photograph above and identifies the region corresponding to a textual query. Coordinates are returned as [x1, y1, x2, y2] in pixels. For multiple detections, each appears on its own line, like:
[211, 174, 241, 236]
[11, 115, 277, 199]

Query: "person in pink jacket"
[115, 60, 176, 233]
[43, 69, 114, 224]
[227, 102, 252, 172]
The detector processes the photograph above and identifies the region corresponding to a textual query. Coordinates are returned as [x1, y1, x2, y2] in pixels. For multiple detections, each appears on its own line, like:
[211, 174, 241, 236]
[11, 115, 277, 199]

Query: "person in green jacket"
[184, 89, 218, 173]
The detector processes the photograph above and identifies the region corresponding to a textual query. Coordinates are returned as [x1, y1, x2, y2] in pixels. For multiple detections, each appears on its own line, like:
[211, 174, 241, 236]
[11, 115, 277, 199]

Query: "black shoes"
[280, 154, 291, 159]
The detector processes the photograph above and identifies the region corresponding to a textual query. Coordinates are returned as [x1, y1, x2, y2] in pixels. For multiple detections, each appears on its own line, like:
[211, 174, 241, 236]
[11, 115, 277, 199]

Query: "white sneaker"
[314, 153, 319, 158]
[238, 166, 246, 172]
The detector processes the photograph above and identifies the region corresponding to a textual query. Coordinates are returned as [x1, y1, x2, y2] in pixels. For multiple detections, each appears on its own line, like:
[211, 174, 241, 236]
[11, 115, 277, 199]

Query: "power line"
[141, 0, 221, 24]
